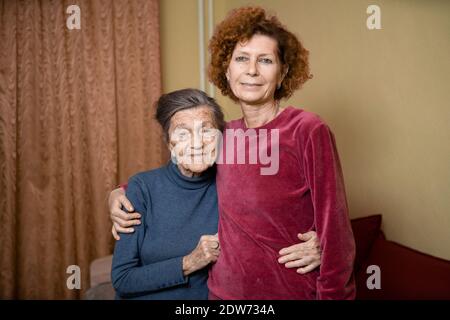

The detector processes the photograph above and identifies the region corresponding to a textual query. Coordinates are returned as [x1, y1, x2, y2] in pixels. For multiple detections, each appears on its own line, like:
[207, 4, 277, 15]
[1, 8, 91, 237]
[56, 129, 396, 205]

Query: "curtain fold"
[0, 0, 165, 299]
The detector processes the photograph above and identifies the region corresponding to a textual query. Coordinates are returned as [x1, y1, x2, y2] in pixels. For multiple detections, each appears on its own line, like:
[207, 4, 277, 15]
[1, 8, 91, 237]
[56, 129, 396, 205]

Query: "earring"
[277, 83, 281, 90]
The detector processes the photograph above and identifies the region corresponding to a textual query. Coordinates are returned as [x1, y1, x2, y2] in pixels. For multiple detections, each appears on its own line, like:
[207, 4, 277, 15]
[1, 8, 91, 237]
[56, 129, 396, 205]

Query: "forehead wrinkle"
[169, 108, 217, 133]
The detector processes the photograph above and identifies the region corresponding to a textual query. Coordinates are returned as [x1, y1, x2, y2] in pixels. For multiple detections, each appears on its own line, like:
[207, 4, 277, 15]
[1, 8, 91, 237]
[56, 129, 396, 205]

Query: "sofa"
[352, 214, 450, 299]
[84, 214, 450, 300]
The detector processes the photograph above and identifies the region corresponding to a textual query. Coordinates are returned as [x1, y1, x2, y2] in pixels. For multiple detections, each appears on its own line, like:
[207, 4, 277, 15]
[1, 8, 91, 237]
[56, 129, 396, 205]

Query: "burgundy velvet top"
[207, 106, 356, 299]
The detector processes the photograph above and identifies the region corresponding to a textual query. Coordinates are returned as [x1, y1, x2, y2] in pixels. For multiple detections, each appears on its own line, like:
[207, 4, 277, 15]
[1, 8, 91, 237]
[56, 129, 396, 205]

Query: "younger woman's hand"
[109, 187, 142, 240]
[278, 231, 321, 274]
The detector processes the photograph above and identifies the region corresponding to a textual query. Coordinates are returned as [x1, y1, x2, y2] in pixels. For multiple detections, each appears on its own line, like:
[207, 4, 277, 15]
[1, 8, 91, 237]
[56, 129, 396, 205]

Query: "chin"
[185, 163, 211, 173]
[235, 93, 267, 105]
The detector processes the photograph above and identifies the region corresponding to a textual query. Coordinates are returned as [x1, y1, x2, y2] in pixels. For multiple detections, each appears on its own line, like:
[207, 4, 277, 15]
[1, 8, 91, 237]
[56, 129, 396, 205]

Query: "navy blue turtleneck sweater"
[111, 161, 218, 300]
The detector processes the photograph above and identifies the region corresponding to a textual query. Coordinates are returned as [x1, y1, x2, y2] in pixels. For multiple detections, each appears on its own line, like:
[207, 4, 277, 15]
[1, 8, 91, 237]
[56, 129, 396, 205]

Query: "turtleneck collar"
[165, 160, 216, 190]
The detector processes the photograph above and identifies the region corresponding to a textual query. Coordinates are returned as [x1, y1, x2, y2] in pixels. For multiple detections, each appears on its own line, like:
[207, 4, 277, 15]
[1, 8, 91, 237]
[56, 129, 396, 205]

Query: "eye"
[201, 128, 217, 138]
[235, 56, 248, 62]
[259, 58, 273, 64]
[173, 128, 190, 140]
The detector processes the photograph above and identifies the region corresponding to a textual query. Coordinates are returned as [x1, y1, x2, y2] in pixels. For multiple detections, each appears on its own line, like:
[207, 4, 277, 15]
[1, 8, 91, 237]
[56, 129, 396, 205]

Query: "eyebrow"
[235, 50, 275, 57]
[172, 124, 190, 130]
[173, 121, 215, 129]
[201, 121, 215, 127]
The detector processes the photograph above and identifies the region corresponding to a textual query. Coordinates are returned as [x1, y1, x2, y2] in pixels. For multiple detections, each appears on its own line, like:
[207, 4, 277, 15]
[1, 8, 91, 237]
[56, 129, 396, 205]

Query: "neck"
[239, 100, 282, 128]
[177, 164, 202, 178]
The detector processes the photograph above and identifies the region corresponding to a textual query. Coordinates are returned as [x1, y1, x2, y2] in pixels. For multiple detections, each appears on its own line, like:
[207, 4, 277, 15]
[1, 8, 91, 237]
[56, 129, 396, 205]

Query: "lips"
[188, 153, 205, 157]
[241, 83, 262, 86]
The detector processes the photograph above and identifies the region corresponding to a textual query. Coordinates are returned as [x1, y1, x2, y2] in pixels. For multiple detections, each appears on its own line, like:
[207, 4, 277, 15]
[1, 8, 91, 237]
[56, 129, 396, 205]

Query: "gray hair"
[155, 88, 225, 141]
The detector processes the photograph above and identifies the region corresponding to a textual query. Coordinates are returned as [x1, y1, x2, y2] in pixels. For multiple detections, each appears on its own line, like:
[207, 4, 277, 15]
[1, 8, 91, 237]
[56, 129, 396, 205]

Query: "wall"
[160, 0, 200, 92]
[160, 0, 450, 259]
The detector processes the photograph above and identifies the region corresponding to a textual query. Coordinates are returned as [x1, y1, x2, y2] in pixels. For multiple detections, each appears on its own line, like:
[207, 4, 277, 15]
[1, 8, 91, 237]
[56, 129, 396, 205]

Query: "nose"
[246, 58, 258, 77]
[191, 130, 203, 150]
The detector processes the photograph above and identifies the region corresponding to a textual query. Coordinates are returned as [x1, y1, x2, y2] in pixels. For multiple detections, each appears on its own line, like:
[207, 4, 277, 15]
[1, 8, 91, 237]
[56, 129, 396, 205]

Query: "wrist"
[182, 255, 193, 276]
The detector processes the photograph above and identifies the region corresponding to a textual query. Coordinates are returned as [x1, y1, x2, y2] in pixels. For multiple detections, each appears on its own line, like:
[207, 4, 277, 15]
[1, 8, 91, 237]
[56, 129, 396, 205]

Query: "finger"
[293, 235, 320, 250]
[279, 244, 302, 256]
[113, 216, 141, 228]
[278, 252, 301, 264]
[111, 208, 133, 221]
[200, 246, 220, 261]
[200, 235, 219, 242]
[297, 260, 320, 274]
[127, 212, 142, 220]
[118, 196, 134, 212]
[210, 248, 221, 257]
[204, 250, 216, 261]
[112, 225, 120, 241]
[111, 207, 141, 221]
[298, 231, 315, 241]
[114, 222, 135, 234]
[203, 240, 220, 252]
[285, 256, 314, 269]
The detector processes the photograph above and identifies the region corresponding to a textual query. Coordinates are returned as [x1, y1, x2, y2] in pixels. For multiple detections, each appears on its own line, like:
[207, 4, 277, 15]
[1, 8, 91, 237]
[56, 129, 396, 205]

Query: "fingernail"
[129, 228, 134, 232]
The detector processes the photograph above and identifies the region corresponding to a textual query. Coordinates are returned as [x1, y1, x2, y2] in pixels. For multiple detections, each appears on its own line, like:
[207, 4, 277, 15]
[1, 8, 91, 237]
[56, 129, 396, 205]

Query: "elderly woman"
[111, 6, 355, 299]
[111, 89, 225, 299]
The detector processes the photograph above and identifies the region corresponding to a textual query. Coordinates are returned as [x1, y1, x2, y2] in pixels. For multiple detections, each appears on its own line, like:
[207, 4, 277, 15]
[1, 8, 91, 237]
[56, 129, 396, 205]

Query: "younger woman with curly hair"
[206, 6, 356, 300]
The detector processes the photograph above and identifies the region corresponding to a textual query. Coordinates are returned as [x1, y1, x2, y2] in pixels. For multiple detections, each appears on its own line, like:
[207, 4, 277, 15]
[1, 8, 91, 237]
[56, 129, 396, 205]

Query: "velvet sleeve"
[303, 123, 356, 300]
[111, 176, 188, 298]
[119, 183, 128, 190]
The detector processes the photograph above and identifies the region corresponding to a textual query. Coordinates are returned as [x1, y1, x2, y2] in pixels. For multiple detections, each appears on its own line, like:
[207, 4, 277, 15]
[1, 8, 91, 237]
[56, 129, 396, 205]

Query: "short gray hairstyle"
[155, 88, 225, 141]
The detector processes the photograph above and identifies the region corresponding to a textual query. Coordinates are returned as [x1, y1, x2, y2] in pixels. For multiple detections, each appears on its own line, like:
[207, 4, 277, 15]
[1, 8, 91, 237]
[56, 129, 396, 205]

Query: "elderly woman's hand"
[278, 231, 321, 274]
[183, 234, 220, 276]
[109, 187, 142, 240]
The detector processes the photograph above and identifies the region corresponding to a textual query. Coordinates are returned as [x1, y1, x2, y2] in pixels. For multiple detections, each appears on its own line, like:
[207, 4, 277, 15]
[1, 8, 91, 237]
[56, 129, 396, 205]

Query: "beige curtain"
[0, 0, 166, 299]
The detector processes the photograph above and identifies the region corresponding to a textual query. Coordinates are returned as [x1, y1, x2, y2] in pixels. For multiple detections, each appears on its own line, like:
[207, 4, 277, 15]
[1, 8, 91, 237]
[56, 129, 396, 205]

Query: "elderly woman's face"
[168, 106, 220, 175]
[226, 34, 284, 106]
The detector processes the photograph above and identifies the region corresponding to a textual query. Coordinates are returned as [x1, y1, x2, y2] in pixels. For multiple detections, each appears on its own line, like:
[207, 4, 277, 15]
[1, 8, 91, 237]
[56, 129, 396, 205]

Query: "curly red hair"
[208, 6, 313, 101]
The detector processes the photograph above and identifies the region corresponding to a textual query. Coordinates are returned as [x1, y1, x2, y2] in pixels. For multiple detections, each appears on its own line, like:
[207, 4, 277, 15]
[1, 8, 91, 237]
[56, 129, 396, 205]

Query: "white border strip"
[208, 0, 215, 97]
[198, 0, 205, 91]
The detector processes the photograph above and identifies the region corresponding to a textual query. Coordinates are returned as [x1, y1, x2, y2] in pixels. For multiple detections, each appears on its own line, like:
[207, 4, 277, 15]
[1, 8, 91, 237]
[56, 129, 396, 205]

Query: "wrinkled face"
[168, 106, 220, 175]
[226, 34, 285, 106]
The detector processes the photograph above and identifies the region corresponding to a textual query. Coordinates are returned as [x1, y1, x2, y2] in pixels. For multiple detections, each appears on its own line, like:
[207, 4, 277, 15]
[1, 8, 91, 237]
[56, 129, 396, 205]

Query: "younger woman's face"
[168, 106, 220, 176]
[226, 34, 285, 106]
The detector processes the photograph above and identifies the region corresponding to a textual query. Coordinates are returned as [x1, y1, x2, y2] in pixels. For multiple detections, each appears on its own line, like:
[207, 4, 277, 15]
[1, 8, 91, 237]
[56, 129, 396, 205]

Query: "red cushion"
[350, 214, 383, 272]
[356, 235, 450, 300]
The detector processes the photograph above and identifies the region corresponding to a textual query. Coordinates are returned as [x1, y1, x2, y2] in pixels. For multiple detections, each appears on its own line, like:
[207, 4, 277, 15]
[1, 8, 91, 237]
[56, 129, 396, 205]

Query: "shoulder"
[127, 166, 167, 191]
[125, 166, 169, 211]
[225, 117, 244, 129]
[285, 106, 330, 135]
[285, 107, 335, 153]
